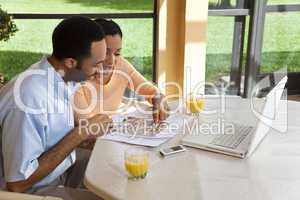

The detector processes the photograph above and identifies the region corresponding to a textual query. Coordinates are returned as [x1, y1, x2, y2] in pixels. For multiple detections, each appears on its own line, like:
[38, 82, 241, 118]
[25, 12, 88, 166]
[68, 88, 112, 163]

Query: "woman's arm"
[118, 57, 158, 100]
[118, 57, 169, 122]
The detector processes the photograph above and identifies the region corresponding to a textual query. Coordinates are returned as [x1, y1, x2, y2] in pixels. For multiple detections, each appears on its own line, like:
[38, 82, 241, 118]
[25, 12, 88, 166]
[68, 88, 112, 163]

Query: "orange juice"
[124, 148, 149, 179]
[125, 155, 149, 178]
[186, 97, 205, 113]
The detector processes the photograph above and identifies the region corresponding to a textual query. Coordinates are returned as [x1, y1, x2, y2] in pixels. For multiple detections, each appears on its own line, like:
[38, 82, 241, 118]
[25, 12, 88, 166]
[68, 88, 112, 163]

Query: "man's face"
[80, 39, 107, 80]
[64, 39, 107, 82]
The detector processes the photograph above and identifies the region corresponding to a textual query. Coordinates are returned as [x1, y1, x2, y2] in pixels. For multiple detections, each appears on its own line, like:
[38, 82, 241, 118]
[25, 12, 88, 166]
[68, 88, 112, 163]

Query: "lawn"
[0, 0, 299, 83]
[0, 18, 153, 80]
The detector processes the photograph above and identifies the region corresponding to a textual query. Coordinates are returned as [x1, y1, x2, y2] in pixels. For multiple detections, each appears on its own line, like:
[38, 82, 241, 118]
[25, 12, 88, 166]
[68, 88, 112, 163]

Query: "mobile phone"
[159, 145, 186, 157]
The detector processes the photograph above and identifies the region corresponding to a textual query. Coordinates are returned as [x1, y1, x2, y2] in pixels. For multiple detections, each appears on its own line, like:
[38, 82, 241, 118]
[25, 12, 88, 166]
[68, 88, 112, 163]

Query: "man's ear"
[63, 58, 77, 69]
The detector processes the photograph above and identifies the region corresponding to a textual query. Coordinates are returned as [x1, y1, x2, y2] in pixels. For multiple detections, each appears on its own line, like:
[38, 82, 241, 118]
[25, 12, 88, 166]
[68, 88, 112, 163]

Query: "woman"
[74, 18, 168, 123]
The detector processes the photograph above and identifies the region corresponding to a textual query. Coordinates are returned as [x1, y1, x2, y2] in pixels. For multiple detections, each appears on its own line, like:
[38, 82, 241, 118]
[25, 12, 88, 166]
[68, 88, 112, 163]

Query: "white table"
[84, 96, 300, 200]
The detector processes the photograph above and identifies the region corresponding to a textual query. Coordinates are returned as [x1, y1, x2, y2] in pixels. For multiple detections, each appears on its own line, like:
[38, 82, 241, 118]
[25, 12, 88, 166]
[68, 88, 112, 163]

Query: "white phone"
[159, 145, 186, 157]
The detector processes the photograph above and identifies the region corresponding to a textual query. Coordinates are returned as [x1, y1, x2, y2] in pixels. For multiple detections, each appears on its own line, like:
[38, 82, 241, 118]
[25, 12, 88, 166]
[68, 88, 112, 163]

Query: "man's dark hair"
[94, 18, 123, 38]
[52, 16, 105, 60]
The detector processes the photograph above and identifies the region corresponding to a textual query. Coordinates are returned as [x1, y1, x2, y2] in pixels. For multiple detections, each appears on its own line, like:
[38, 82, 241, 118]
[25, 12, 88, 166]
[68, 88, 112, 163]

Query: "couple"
[0, 16, 168, 199]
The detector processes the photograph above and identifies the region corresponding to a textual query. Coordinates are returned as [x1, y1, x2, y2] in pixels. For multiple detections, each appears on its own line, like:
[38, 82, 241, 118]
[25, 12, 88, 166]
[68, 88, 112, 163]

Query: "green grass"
[0, 0, 300, 83]
[0, 0, 153, 13]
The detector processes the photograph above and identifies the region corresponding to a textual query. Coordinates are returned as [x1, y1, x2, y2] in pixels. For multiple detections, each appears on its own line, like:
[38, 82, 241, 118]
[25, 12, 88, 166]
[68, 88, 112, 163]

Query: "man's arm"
[6, 127, 83, 192]
[6, 114, 112, 193]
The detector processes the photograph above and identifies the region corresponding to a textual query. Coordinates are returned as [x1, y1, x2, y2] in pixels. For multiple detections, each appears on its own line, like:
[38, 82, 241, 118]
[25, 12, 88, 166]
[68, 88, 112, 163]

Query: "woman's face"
[100, 34, 122, 84]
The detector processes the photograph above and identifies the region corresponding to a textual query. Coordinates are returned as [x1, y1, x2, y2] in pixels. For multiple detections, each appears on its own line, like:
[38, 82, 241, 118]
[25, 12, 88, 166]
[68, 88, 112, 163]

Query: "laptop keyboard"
[210, 125, 252, 149]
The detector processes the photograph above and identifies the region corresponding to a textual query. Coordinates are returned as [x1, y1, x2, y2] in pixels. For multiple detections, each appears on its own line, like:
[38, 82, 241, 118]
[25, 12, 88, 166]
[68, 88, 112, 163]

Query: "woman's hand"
[152, 93, 170, 123]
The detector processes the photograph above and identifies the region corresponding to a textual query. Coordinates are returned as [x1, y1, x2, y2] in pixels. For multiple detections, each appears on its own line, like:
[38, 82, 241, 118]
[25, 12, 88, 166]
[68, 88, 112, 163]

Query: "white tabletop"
[84, 96, 300, 200]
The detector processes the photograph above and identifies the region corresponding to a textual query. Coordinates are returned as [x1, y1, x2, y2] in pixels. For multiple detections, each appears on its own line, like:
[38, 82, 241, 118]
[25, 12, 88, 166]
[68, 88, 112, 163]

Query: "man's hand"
[78, 114, 113, 141]
[152, 93, 169, 123]
[6, 114, 112, 193]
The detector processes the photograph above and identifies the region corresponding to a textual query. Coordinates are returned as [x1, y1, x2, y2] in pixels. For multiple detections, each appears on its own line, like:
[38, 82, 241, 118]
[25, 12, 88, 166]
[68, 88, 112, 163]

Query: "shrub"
[0, 6, 18, 42]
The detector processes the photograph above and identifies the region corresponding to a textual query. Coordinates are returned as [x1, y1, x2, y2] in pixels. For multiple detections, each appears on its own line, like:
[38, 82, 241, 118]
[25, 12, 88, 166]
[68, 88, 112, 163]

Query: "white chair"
[0, 191, 62, 200]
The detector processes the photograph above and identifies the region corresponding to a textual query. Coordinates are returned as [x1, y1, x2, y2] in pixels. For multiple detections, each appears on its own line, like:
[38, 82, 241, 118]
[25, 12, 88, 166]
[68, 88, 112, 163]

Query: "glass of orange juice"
[185, 94, 205, 114]
[124, 148, 149, 180]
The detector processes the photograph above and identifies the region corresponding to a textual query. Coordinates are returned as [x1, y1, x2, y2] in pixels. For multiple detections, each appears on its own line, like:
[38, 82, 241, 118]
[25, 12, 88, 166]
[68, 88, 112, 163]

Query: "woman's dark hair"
[94, 18, 123, 38]
[52, 16, 105, 60]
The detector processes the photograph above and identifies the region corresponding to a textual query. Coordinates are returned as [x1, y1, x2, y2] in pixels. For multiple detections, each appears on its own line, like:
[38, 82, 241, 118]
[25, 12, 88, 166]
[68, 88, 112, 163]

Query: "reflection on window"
[209, 0, 237, 9]
[267, 0, 300, 5]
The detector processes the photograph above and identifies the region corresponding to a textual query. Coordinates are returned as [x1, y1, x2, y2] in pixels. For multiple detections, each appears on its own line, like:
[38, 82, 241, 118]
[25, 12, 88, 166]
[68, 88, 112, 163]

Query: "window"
[0, 0, 155, 81]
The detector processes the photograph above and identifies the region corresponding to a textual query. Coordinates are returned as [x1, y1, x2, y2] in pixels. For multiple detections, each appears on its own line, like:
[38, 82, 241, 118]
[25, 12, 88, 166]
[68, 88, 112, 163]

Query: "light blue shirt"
[0, 57, 77, 190]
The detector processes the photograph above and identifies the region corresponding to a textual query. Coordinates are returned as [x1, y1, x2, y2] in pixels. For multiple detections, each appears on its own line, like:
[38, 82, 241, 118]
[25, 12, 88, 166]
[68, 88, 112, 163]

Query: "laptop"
[181, 76, 287, 158]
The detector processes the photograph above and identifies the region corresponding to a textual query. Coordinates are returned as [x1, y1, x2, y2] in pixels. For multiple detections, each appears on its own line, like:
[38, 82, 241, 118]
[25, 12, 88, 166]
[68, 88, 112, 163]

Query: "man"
[0, 16, 111, 199]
